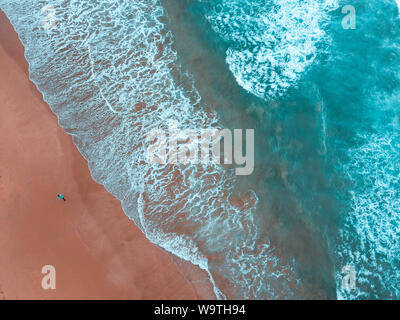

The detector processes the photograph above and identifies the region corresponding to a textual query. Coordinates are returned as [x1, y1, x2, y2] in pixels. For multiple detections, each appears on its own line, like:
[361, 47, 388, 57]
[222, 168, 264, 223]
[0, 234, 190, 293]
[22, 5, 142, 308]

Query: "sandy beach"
[0, 10, 214, 300]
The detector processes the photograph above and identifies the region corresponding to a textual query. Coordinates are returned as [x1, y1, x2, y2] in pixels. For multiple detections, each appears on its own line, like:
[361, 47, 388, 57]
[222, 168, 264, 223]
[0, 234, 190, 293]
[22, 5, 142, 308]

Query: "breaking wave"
[0, 0, 304, 299]
[336, 132, 400, 299]
[198, 0, 338, 99]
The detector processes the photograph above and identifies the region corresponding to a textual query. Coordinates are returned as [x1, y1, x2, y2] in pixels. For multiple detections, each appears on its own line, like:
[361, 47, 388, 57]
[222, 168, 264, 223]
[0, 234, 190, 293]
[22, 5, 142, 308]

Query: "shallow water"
[1, 0, 399, 299]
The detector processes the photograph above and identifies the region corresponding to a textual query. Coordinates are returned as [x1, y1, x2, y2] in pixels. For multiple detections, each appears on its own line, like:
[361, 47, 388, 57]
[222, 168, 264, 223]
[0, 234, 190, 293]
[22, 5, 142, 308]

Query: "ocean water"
[1, 0, 399, 299]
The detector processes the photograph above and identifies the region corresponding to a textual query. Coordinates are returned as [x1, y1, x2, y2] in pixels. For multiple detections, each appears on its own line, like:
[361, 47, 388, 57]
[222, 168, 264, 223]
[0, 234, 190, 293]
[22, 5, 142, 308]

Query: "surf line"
[86, 41, 119, 114]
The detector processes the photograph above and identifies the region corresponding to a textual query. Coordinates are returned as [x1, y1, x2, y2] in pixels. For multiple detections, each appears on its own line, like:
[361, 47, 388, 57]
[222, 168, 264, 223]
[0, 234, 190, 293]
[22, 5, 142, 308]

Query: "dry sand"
[0, 10, 215, 300]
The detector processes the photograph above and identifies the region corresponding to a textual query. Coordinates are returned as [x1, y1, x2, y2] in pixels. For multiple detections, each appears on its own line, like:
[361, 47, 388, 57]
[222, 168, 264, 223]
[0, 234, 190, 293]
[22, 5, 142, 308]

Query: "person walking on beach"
[57, 194, 66, 202]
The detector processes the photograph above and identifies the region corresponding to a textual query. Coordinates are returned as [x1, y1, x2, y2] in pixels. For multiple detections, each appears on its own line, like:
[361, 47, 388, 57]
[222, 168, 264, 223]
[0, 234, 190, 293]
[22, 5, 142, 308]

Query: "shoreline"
[0, 9, 215, 300]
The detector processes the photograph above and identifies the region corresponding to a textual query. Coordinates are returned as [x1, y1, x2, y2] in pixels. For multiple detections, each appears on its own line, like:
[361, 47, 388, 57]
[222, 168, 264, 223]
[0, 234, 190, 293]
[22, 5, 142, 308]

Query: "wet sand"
[0, 10, 214, 300]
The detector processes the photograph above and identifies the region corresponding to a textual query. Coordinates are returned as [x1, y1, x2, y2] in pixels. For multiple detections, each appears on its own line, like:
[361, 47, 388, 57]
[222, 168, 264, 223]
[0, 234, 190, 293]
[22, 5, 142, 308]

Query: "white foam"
[336, 133, 400, 299]
[201, 0, 338, 99]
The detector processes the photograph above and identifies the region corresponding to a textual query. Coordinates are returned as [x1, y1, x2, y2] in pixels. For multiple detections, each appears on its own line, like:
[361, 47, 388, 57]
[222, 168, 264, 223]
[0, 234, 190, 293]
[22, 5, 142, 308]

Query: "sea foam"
[199, 0, 338, 99]
[336, 132, 400, 299]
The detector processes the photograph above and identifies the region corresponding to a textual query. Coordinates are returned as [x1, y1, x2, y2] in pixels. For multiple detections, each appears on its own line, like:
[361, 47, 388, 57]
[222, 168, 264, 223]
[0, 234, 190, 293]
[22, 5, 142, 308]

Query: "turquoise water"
[1, 0, 399, 299]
